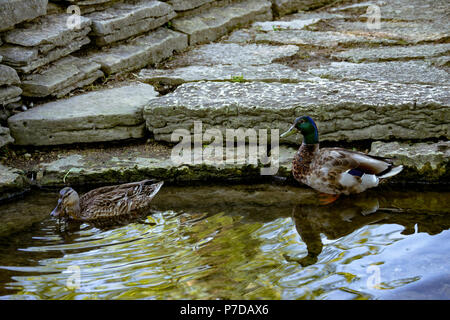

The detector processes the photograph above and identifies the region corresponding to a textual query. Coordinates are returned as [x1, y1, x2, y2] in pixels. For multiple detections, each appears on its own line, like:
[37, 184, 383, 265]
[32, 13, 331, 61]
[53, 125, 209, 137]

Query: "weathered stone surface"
[225, 28, 396, 46]
[272, 0, 335, 17]
[168, 43, 299, 66]
[8, 83, 158, 146]
[86, 0, 176, 46]
[0, 0, 48, 32]
[333, 44, 450, 63]
[0, 126, 14, 148]
[0, 164, 29, 202]
[328, 20, 448, 44]
[139, 63, 318, 85]
[370, 141, 450, 182]
[88, 27, 188, 74]
[330, 0, 449, 23]
[167, 0, 214, 11]
[0, 14, 92, 73]
[253, 18, 320, 31]
[21, 56, 104, 98]
[0, 65, 20, 86]
[308, 61, 450, 85]
[172, 0, 272, 45]
[144, 81, 449, 143]
[33, 145, 281, 187]
[0, 86, 22, 105]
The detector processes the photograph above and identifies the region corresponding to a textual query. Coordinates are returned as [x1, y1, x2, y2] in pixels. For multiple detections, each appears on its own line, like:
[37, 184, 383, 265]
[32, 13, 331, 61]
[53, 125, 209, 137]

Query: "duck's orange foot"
[318, 193, 340, 205]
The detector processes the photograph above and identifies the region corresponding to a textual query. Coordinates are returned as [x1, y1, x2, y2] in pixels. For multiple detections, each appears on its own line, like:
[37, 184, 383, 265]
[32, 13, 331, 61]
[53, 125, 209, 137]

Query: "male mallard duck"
[51, 180, 164, 222]
[281, 116, 403, 202]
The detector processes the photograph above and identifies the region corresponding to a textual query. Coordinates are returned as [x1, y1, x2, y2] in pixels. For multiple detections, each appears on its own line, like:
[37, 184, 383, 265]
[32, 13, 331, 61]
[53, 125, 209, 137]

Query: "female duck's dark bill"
[50, 198, 62, 217]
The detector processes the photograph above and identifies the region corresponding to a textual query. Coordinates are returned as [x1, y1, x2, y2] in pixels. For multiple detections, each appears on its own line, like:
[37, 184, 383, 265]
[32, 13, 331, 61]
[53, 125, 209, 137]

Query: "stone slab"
[86, 0, 176, 45]
[0, 0, 48, 32]
[308, 61, 450, 85]
[370, 141, 450, 182]
[225, 28, 397, 46]
[172, 0, 272, 45]
[167, 0, 214, 11]
[0, 65, 20, 86]
[333, 44, 450, 63]
[169, 43, 299, 66]
[143, 81, 449, 143]
[253, 18, 320, 31]
[328, 20, 448, 44]
[88, 27, 188, 74]
[0, 14, 92, 73]
[0, 164, 29, 202]
[8, 83, 159, 146]
[21, 56, 104, 98]
[2, 14, 91, 48]
[272, 0, 335, 16]
[139, 63, 318, 85]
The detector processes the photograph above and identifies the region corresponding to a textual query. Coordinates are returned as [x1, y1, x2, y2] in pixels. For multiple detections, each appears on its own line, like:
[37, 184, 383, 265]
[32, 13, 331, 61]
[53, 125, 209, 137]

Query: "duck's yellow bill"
[280, 125, 298, 138]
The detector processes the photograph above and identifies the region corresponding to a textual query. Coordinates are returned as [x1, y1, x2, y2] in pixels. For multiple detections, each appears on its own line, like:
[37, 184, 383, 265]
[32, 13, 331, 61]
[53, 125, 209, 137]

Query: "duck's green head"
[280, 116, 319, 144]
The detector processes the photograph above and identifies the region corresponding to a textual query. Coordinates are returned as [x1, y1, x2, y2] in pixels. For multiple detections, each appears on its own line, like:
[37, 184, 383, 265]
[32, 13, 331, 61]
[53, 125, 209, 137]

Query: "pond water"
[0, 184, 449, 300]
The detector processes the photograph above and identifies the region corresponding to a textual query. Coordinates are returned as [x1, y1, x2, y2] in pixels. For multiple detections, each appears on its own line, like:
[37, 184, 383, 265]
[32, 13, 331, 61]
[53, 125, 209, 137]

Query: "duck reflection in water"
[286, 190, 450, 267]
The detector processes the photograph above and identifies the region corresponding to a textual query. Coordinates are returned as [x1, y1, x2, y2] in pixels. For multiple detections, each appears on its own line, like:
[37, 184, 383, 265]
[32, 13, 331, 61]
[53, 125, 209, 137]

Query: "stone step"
[163, 43, 299, 67]
[139, 63, 318, 86]
[20, 56, 104, 98]
[7, 83, 158, 146]
[0, 0, 47, 32]
[172, 0, 272, 45]
[272, 0, 335, 17]
[0, 14, 92, 73]
[86, 0, 176, 46]
[225, 27, 398, 47]
[333, 44, 450, 63]
[28, 144, 288, 188]
[370, 141, 450, 182]
[167, 0, 215, 12]
[143, 81, 449, 143]
[5, 140, 447, 189]
[308, 61, 450, 85]
[87, 27, 188, 74]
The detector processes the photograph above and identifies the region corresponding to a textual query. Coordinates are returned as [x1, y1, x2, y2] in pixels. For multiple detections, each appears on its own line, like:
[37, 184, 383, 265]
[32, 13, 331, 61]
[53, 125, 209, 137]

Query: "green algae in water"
[0, 185, 449, 299]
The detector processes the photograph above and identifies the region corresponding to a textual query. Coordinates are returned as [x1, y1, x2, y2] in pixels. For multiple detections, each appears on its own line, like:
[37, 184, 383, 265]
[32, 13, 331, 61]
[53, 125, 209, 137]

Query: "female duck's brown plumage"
[281, 116, 403, 197]
[51, 180, 164, 222]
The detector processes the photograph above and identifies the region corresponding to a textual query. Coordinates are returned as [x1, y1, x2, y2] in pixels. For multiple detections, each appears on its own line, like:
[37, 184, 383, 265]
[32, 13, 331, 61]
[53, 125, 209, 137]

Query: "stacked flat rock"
[20, 56, 104, 98]
[171, 0, 272, 45]
[88, 27, 188, 74]
[0, 14, 92, 74]
[8, 83, 158, 146]
[0, 64, 22, 123]
[0, 125, 14, 147]
[0, 0, 48, 32]
[167, 0, 215, 12]
[86, 0, 176, 46]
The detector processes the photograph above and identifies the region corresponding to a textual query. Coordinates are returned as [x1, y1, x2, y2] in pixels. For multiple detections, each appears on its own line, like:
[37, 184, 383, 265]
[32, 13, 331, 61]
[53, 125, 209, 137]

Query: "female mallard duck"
[281, 116, 403, 202]
[50, 180, 164, 222]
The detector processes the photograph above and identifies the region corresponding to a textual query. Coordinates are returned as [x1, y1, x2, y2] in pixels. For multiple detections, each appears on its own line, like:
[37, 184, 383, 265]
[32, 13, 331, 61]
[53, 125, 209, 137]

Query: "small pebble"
[24, 153, 32, 159]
